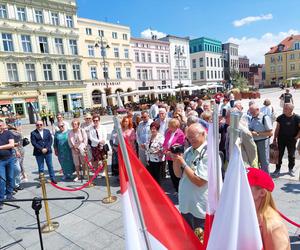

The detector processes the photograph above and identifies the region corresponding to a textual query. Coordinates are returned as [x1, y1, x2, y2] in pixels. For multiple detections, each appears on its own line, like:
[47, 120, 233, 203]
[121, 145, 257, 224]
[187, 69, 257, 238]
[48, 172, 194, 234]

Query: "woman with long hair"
[247, 168, 290, 250]
[121, 116, 136, 152]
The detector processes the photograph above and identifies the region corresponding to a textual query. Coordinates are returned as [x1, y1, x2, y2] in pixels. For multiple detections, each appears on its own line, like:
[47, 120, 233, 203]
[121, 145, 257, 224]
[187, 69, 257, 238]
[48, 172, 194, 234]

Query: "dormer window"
[278, 44, 284, 52]
[294, 42, 300, 50]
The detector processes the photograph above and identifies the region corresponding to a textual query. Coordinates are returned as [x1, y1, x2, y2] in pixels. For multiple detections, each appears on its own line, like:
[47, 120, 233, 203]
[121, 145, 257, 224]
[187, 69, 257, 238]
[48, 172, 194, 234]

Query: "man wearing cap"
[249, 104, 273, 173]
[247, 168, 290, 250]
[80, 113, 93, 132]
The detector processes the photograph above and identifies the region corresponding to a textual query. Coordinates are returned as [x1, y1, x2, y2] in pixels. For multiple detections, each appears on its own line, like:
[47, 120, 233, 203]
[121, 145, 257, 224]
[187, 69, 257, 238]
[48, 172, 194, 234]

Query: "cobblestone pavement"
[0, 88, 299, 249]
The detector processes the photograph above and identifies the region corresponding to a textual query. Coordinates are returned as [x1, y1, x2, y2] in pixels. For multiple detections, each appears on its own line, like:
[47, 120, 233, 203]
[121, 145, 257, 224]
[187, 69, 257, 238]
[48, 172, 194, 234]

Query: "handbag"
[22, 137, 30, 147]
[269, 143, 279, 165]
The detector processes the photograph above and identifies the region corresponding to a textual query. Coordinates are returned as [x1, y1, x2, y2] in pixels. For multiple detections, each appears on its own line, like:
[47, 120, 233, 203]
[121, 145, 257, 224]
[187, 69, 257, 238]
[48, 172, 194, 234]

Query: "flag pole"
[113, 116, 152, 250]
[213, 104, 221, 197]
[229, 112, 240, 158]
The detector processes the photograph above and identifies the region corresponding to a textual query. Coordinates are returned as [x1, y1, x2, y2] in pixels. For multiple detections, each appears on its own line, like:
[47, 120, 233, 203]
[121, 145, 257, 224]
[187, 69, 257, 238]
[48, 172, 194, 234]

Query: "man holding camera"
[172, 123, 208, 230]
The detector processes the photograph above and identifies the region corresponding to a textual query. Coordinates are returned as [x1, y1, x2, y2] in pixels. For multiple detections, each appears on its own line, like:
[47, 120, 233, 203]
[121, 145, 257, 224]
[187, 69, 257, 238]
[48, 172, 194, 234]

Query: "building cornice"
[77, 17, 130, 31]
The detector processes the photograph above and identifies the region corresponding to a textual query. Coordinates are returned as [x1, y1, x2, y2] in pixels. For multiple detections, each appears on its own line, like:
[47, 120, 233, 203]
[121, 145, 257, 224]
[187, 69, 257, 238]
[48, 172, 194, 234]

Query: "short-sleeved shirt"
[0, 130, 14, 159]
[280, 93, 293, 103]
[249, 113, 273, 141]
[179, 143, 208, 219]
[276, 114, 300, 138]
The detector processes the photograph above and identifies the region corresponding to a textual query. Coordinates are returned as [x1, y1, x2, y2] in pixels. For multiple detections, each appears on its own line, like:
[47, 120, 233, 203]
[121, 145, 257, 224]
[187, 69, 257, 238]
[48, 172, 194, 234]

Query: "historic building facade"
[131, 37, 171, 92]
[265, 35, 300, 86]
[159, 35, 191, 88]
[190, 37, 224, 85]
[239, 56, 250, 79]
[222, 42, 239, 81]
[0, 0, 88, 123]
[77, 17, 135, 107]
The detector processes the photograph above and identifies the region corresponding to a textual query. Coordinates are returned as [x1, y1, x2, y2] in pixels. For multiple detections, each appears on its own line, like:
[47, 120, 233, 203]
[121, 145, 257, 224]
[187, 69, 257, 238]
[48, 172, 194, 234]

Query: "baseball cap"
[247, 168, 275, 192]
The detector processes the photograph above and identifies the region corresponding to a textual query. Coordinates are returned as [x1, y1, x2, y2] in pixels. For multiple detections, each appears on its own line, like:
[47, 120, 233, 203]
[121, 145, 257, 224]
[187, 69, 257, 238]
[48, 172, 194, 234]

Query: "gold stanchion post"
[102, 155, 117, 204]
[39, 173, 59, 233]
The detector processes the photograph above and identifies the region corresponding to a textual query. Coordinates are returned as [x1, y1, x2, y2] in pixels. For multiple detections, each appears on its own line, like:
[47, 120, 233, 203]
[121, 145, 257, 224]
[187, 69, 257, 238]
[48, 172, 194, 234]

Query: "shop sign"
[10, 91, 27, 95]
[13, 98, 24, 103]
[25, 98, 37, 102]
[0, 99, 12, 105]
[92, 81, 120, 86]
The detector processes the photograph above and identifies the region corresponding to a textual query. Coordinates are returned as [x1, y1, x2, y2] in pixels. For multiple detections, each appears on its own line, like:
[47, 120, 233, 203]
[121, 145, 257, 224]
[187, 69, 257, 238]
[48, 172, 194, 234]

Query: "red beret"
[247, 168, 275, 192]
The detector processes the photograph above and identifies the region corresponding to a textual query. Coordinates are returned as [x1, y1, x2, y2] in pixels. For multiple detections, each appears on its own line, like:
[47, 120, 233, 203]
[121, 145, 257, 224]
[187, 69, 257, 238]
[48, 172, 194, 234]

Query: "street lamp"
[95, 36, 110, 109]
[174, 46, 183, 101]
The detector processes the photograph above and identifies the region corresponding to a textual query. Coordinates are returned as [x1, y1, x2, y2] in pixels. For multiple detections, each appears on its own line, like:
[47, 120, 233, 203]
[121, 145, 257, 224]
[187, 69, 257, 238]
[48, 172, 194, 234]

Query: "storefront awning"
[0, 99, 12, 105]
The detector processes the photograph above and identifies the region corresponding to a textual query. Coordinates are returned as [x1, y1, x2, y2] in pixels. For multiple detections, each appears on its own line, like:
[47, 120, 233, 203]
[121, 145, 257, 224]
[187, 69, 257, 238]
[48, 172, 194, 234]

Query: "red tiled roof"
[266, 34, 300, 54]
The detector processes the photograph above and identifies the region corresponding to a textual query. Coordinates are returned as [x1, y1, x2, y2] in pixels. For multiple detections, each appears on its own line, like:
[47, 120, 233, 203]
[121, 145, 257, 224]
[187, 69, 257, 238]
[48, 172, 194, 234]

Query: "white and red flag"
[118, 141, 203, 250]
[203, 123, 223, 247]
[207, 146, 263, 250]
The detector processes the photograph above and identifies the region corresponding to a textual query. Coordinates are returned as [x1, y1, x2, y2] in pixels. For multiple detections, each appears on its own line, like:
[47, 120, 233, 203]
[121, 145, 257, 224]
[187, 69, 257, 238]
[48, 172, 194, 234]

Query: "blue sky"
[77, 0, 300, 63]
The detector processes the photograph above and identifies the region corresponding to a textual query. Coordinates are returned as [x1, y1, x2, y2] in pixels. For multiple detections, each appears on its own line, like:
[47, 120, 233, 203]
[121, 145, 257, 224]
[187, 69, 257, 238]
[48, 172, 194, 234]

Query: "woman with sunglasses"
[54, 122, 75, 181]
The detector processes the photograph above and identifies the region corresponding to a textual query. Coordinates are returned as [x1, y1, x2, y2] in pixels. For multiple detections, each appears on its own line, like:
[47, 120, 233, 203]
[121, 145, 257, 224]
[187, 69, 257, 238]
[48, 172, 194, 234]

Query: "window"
[7, 63, 18, 81]
[114, 48, 119, 58]
[58, 64, 67, 80]
[88, 45, 95, 57]
[290, 54, 295, 60]
[25, 64, 36, 81]
[193, 72, 197, 80]
[222, 71, 224, 78]
[98, 30, 104, 37]
[210, 58, 213, 67]
[73, 64, 81, 80]
[112, 32, 118, 39]
[0, 5, 7, 19]
[39, 36, 48, 53]
[66, 15, 73, 27]
[17, 7, 26, 21]
[86, 28, 92, 35]
[160, 54, 164, 63]
[290, 64, 295, 71]
[161, 70, 166, 80]
[103, 67, 109, 79]
[218, 71, 220, 78]
[270, 66, 275, 73]
[165, 54, 169, 63]
[2, 33, 14, 52]
[116, 67, 121, 79]
[21, 35, 32, 52]
[215, 71, 217, 79]
[200, 71, 204, 79]
[69, 39, 78, 55]
[207, 70, 209, 79]
[278, 55, 283, 62]
[137, 69, 141, 80]
[142, 69, 148, 80]
[90, 66, 97, 79]
[278, 65, 282, 72]
[35, 10, 43, 23]
[199, 58, 204, 67]
[123, 33, 128, 40]
[214, 58, 216, 67]
[270, 56, 275, 64]
[135, 52, 140, 62]
[149, 69, 153, 79]
[221, 59, 223, 67]
[206, 57, 209, 67]
[147, 53, 152, 62]
[51, 12, 59, 25]
[141, 52, 146, 62]
[294, 42, 300, 50]
[101, 47, 106, 57]
[155, 53, 159, 63]
[126, 68, 131, 78]
[192, 59, 196, 68]
[54, 38, 64, 54]
[211, 70, 213, 79]
[124, 48, 129, 59]
[43, 64, 52, 81]
[218, 59, 220, 67]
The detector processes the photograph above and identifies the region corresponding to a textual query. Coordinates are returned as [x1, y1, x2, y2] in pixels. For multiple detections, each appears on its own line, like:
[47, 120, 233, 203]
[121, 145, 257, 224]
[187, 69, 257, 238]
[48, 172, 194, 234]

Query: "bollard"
[39, 173, 59, 233]
[101, 155, 117, 204]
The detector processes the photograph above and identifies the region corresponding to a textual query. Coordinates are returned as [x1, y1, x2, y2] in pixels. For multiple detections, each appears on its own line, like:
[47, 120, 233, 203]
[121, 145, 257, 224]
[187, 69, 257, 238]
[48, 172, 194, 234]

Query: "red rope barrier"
[277, 210, 300, 228]
[50, 164, 104, 192]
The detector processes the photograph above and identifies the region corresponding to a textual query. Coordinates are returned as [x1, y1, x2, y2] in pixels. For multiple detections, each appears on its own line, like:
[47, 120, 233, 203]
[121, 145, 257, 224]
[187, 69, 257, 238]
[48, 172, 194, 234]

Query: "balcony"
[1, 80, 85, 91]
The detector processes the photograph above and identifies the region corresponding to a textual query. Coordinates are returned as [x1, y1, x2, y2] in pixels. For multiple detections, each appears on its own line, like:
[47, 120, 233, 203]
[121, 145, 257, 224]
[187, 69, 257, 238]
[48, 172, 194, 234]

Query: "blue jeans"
[35, 153, 55, 180]
[12, 150, 21, 187]
[0, 157, 15, 201]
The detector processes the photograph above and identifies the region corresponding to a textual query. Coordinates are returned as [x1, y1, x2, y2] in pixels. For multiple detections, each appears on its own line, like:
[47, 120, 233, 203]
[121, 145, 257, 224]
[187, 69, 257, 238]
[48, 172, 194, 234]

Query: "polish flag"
[118, 141, 203, 250]
[207, 146, 263, 250]
[203, 123, 223, 248]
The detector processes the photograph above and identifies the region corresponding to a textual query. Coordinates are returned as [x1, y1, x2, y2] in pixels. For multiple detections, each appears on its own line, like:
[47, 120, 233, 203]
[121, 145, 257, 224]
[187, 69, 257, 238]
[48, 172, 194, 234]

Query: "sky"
[77, 0, 300, 64]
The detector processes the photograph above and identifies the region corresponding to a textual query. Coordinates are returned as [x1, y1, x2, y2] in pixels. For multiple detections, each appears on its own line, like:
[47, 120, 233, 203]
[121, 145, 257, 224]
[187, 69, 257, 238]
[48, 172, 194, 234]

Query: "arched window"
[92, 90, 102, 105]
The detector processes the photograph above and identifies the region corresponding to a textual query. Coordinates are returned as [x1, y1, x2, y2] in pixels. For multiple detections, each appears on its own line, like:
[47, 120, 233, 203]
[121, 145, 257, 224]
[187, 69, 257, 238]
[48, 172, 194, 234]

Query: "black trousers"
[147, 161, 164, 185]
[167, 160, 180, 192]
[276, 137, 297, 171]
[41, 116, 48, 126]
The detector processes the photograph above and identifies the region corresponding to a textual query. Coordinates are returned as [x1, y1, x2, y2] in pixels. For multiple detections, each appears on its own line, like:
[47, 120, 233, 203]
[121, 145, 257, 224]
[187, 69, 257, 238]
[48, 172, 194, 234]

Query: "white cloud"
[183, 6, 190, 11]
[227, 29, 299, 64]
[233, 14, 273, 27]
[140, 28, 166, 39]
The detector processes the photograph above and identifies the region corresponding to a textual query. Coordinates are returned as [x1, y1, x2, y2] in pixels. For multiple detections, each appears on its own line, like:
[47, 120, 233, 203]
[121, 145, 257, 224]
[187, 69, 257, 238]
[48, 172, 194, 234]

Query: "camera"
[170, 144, 185, 154]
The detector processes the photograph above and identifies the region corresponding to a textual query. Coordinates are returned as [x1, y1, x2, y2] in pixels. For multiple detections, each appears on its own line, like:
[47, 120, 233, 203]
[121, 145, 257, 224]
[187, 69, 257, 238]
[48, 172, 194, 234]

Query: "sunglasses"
[36, 124, 43, 126]
[93, 119, 99, 122]
[86, 118, 92, 120]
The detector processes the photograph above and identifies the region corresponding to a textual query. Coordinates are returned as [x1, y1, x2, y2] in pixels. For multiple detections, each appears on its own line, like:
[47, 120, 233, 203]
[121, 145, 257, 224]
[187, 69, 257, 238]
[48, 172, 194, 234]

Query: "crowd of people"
[0, 89, 299, 249]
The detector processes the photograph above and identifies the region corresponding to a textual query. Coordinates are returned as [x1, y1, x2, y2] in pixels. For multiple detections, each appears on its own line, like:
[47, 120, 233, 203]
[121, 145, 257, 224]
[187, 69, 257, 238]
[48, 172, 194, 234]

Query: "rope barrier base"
[42, 221, 59, 233]
[102, 196, 117, 204]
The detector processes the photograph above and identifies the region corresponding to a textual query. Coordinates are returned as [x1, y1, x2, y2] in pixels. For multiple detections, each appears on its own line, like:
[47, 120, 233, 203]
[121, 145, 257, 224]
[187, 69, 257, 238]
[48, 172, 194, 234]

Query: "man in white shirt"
[149, 100, 159, 120]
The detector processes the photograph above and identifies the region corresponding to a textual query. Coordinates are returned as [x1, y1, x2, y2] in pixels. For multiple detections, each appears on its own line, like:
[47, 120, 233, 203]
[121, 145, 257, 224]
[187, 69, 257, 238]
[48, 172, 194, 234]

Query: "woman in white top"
[88, 114, 108, 169]
[145, 122, 165, 184]
[260, 99, 275, 122]
[68, 119, 87, 181]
